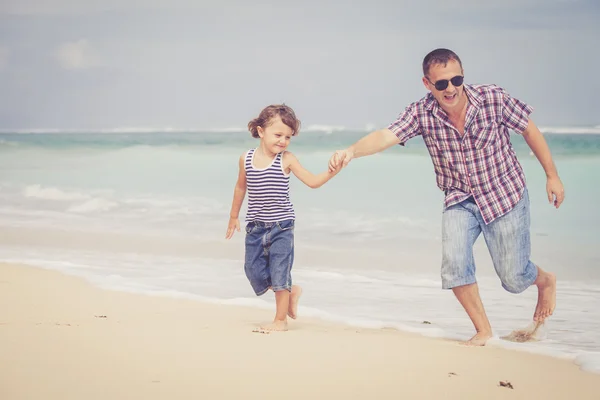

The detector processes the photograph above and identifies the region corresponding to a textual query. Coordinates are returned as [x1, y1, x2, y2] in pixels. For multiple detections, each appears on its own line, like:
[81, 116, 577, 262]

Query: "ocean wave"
[575, 352, 600, 374]
[0, 127, 244, 134]
[67, 198, 118, 213]
[0, 139, 19, 147]
[297, 269, 440, 288]
[1, 247, 599, 374]
[3, 125, 600, 135]
[540, 127, 600, 134]
[303, 125, 346, 134]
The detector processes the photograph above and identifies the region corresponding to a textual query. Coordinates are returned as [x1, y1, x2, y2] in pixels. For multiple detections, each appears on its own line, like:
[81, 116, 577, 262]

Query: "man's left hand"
[546, 176, 565, 208]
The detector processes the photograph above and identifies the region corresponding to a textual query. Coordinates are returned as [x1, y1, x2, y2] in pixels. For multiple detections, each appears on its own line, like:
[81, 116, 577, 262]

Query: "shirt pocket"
[471, 122, 499, 151]
[430, 131, 461, 168]
[245, 222, 256, 234]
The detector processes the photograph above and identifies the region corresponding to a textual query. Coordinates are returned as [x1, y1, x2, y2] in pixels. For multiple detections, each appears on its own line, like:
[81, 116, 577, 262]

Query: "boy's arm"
[285, 152, 339, 189]
[226, 154, 247, 239]
[521, 119, 565, 208]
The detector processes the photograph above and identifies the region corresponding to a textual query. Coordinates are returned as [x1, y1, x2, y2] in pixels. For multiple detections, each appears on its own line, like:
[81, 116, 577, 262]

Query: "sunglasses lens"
[432, 76, 464, 91]
[434, 80, 449, 91]
[451, 76, 464, 87]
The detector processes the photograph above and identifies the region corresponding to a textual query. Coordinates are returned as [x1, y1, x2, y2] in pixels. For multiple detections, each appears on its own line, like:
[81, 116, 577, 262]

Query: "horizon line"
[1, 125, 600, 134]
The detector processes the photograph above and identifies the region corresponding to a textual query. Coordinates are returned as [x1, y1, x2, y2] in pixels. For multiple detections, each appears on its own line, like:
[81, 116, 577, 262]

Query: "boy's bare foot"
[260, 320, 288, 332]
[463, 331, 493, 346]
[287, 285, 302, 319]
[534, 270, 556, 322]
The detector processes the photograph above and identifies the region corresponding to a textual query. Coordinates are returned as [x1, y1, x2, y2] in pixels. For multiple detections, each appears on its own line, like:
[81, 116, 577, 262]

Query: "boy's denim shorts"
[441, 188, 538, 293]
[244, 219, 295, 296]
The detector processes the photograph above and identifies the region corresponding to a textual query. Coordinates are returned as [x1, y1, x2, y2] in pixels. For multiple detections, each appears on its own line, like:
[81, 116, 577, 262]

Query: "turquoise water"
[1, 129, 599, 372]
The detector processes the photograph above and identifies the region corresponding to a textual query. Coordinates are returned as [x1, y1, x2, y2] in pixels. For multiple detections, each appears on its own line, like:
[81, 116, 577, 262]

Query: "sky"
[0, 0, 599, 131]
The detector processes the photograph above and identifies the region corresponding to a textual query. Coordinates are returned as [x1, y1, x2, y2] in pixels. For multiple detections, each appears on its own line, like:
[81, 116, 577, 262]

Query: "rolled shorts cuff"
[252, 285, 270, 297]
[442, 275, 477, 290]
[270, 285, 291, 292]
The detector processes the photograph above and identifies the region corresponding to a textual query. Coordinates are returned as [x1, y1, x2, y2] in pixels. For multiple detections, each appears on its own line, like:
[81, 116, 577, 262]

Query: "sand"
[1, 262, 599, 400]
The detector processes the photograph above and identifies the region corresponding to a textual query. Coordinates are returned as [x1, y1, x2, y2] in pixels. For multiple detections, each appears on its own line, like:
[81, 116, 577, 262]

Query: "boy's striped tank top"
[244, 148, 295, 223]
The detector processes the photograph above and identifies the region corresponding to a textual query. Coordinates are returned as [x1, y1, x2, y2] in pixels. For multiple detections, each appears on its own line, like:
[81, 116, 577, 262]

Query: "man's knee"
[497, 260, 537, 294]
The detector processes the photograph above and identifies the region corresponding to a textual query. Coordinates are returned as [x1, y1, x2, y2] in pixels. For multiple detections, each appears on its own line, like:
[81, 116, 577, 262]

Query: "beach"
[2, 262, 600, 400]
[1, 130, 600, 398]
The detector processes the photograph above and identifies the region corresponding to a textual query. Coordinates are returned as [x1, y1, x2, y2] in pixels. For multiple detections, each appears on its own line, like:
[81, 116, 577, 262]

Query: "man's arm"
[328, 128, 400, 171]
[286, 152, 340, 188]
[521, 119, 565, 208]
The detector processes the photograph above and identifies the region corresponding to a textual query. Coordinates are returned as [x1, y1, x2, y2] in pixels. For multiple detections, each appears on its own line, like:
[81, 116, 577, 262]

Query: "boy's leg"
[442, 199, 492, 345]
[261, 220, 296, 331]
[271, 289, 291, 330]
[481, 189, 556, 321]
[244, 223, 271, 297]
[288, 285, 302, 319]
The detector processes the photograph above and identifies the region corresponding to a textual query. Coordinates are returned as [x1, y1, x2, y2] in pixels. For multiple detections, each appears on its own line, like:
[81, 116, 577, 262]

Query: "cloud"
[55, 39, 98, 70]
[0, 46, 8, 70]
[1, 0, 591, 16]
[0, 0, 226, 15]
[0, 1, 598, 129]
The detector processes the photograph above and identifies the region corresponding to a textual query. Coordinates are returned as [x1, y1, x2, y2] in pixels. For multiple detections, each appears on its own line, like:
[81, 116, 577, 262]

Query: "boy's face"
[257, 115, 293, 154]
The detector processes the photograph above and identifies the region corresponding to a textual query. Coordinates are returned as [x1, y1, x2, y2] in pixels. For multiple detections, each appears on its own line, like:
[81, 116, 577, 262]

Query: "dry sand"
[1, 262, 599, 400]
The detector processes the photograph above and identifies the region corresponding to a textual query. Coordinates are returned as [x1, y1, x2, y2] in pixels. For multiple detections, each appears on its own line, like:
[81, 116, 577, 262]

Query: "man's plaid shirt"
[388, 84, 532, 224]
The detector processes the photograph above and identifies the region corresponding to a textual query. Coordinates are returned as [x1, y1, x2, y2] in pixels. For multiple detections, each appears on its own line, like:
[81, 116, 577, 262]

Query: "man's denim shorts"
[244, 219, 295, 296]
[441, 188, 538, 293]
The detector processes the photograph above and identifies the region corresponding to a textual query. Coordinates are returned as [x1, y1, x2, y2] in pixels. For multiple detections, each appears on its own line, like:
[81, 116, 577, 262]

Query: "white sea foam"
[575, 352, 600, 373]
[303, 125, 346, 134]
[67, 198, 118, 213]
[0, 246, 599, 374]
[539, 126, 600, 134]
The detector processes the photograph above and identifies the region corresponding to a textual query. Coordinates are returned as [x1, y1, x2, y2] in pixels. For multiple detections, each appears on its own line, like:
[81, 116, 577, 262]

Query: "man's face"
[422, 60, 465, 112]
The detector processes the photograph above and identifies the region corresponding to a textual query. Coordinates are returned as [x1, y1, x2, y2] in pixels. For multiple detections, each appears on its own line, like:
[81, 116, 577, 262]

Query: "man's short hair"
[422, 48, 463, 77]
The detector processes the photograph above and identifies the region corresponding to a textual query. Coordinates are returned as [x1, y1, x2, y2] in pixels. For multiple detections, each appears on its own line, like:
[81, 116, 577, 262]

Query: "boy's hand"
[225, 217, 240, 239]
[328, 149, 354, 172]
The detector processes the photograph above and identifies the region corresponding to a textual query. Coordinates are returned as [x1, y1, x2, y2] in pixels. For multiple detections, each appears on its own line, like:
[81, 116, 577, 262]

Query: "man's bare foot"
[463, 331, 493, 346]
[259, 320, 288, 332]
[534, 270, 556, 322]
[287, 285, 302, 319]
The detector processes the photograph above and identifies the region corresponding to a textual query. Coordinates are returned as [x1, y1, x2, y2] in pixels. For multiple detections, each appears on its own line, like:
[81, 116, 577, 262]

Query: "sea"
[1, 127, 599, 373]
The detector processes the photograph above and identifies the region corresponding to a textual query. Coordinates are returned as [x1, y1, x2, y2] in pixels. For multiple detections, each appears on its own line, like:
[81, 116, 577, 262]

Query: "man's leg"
[442, 200, 492, 345]
[452, 283, 493, 345]
[482, 189, 556, 322]
[533, 266, 556, 322]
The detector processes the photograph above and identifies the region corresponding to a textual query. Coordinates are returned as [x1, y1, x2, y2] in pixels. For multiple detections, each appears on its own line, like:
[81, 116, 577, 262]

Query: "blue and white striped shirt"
[245, 148, 295, 223]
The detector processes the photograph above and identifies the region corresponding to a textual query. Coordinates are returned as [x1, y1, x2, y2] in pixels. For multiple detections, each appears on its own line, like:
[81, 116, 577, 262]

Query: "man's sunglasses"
[427, 75, 464, 91]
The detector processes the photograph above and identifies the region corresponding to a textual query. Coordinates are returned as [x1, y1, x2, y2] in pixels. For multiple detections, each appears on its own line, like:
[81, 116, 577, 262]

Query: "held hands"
[225, 217, 240, 239]
[546, 176, 565, 209]
[328, 149, 355, 172]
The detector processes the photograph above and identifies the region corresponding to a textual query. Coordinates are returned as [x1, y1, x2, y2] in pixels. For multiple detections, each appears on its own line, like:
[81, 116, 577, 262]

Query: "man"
[329, 48, 563, 345]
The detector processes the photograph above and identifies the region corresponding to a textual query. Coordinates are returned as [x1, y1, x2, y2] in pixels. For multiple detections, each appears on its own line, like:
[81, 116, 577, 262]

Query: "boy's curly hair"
[248, 104, 301, 139]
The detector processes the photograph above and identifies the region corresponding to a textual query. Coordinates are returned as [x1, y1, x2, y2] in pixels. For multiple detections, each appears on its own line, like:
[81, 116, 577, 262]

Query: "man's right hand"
[328, 149, 354, 172]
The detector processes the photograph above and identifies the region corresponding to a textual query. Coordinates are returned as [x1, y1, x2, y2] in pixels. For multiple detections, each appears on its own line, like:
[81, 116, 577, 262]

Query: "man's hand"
[546, 176, 565, 208]
[225, 217, 240, 239]
[328, 149, 355, 172]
